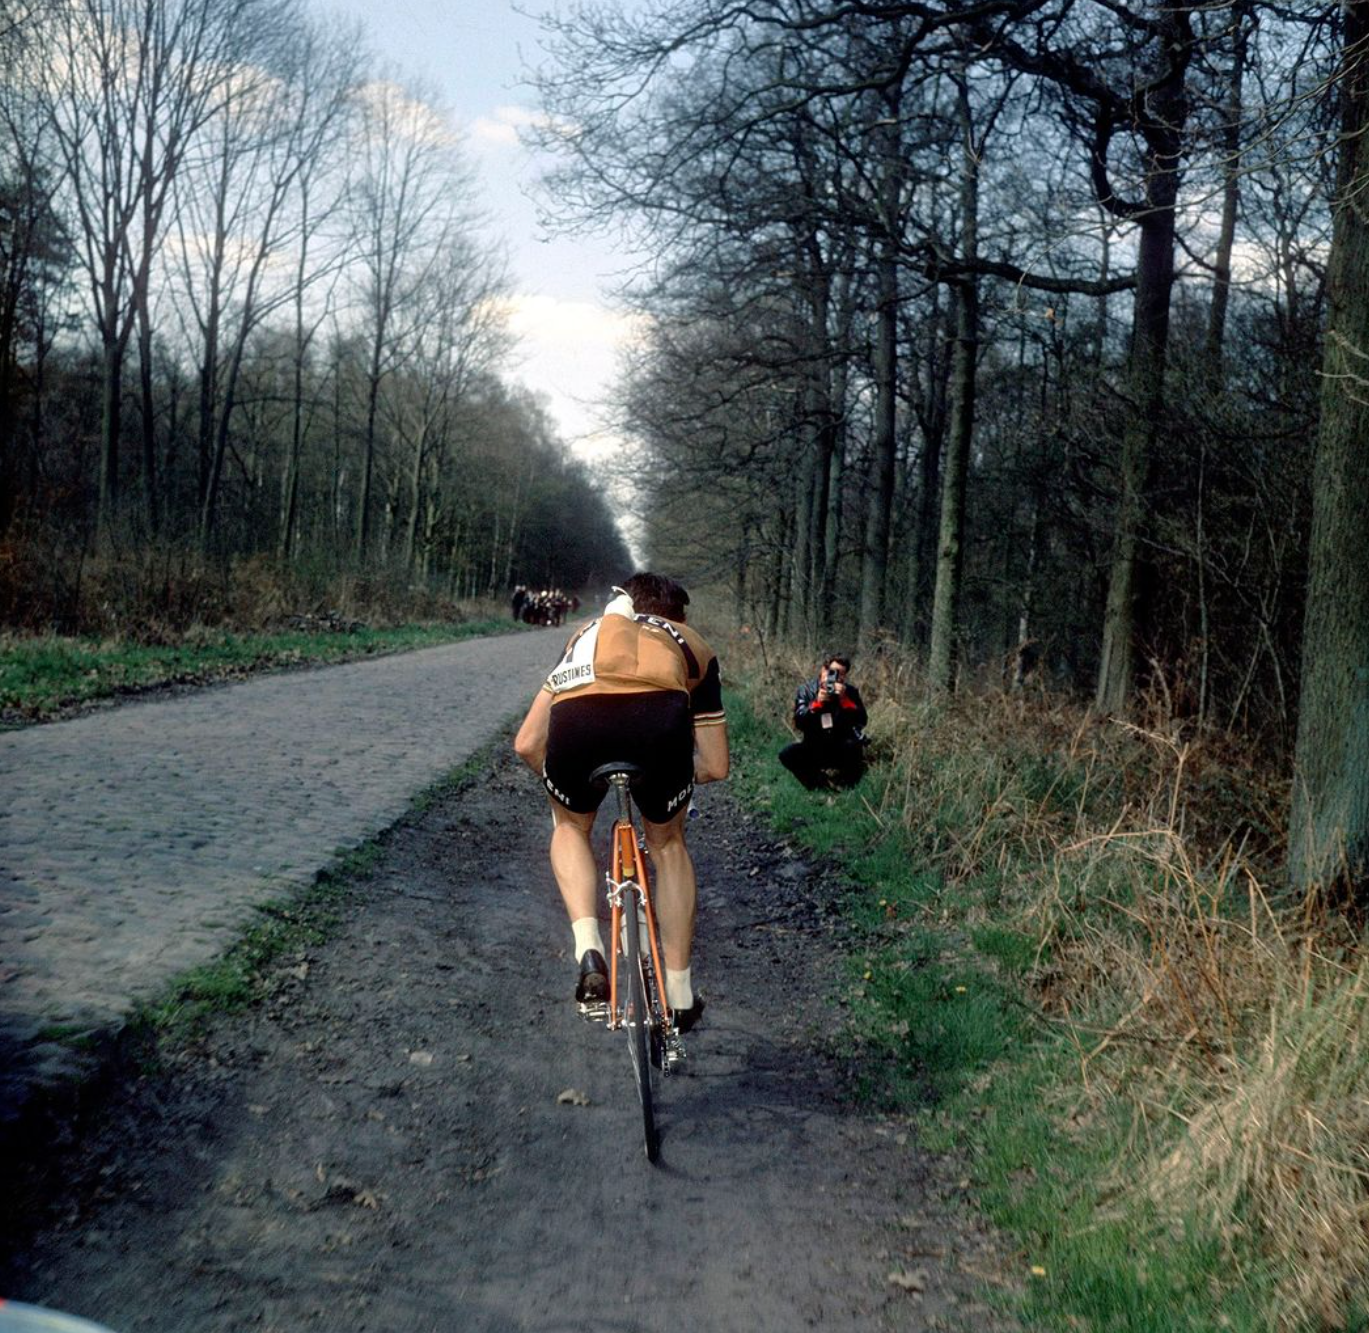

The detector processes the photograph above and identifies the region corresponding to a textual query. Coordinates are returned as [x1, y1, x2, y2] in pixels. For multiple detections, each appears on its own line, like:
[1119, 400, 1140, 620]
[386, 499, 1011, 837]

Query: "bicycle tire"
[623, 893, 660, 1162]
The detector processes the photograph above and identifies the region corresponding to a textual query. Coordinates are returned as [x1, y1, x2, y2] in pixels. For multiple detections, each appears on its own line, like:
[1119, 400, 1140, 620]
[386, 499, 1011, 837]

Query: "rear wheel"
[623, 891, 659, 1162]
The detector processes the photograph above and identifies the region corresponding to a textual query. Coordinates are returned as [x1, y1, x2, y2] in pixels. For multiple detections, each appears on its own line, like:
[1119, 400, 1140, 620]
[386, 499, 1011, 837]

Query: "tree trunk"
[136, 294, 159, 534]
[903, 289, 948, 650]
[791, 427, 816, 638]
[1204, 12, 1248, 379]
[857, 89, 902, 651]
[97, 328, 123, 536]
[0, 313, 16, 536]
[1095, 202, 1177, 713]
[1094, 26, 1189, 715]
[404, 419, 427, 573]
[1288, 0, 1369, 901]
[821, 354, 849, 637]
[357, 362, 380, 560]
[928, 82, 980, 695]
[279, 188, 314, 563]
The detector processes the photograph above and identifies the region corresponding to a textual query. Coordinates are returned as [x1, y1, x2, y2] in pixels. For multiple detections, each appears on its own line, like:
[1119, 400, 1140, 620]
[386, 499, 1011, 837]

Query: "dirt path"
[1, 743, 1019, 1332]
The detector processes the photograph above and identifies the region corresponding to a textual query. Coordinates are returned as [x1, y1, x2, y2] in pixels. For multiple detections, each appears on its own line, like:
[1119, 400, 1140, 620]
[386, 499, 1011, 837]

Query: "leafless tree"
[37, 0, 276, 536]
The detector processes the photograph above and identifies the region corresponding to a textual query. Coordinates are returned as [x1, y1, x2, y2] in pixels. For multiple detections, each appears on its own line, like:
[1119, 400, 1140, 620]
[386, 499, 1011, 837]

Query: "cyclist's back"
[513, 572, 729, 1031]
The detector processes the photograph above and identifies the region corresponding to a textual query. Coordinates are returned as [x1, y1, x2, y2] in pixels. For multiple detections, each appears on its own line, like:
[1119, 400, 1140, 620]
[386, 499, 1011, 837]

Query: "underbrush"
[723, 634, 1368, 1331]
[0, 525, 500, 638]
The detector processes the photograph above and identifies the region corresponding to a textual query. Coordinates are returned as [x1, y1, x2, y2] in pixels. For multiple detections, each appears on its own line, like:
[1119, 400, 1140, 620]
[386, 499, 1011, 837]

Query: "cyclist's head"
[822, 652, 852, 675]
[622, 572, 690, 621]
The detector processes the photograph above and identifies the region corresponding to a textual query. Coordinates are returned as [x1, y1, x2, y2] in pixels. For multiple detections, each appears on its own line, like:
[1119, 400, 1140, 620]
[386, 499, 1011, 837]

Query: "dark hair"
[822, 653, 852, 672]
[623, 571, 690, 620]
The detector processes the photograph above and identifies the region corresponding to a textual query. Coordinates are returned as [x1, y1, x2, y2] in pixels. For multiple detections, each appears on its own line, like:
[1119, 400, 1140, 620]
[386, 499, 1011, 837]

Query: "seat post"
[610, 771, 633, 823]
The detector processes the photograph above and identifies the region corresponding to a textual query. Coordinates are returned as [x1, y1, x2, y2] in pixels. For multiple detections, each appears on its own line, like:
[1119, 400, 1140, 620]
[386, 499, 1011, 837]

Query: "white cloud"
[468, 104, 574, 151]
[500, 292, 645, 346]
[497, 292, 648, 461]
[355, 78, 461, 150]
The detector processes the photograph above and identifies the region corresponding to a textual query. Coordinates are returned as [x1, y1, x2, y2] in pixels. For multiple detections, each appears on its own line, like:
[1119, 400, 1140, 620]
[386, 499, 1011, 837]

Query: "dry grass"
[719, 621, 1369, 1328]
[0, 526, 493, 638]
[1149, 947, 1369, 1328]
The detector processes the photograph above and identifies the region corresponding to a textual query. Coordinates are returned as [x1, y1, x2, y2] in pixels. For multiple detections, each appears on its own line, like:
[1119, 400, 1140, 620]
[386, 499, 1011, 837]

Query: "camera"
[824, 665, 844, 690]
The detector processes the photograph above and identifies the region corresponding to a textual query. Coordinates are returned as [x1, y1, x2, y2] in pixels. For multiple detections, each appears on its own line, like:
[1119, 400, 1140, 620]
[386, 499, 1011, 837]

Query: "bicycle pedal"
[577, 1000, 610, 1024]
[663, 1034, 687, 1072]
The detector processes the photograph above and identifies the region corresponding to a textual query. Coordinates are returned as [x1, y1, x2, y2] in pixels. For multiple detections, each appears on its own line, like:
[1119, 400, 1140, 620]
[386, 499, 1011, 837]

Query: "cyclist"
[513, 572, 729, 1032]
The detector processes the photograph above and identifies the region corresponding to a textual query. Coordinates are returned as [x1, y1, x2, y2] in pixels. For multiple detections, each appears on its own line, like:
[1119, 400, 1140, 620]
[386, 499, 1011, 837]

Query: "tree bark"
[1094, 13, 1191, 715]
[928, 80, 980, 696]
[857, 87, 902, 651]
[136, 296, 159, 534]
[1204, 10, 1248, 379]
[97, 323, 124, 534]
[1288, 0, 1369, 901]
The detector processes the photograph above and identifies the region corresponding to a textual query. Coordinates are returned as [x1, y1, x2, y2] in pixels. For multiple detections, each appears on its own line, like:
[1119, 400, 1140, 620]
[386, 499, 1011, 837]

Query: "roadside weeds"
[723, 658, 1338, 1332]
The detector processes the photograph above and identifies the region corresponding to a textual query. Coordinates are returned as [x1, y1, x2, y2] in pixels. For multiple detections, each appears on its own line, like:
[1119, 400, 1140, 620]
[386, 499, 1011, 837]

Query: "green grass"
[0, 619, 523, 722]
[725, 685, 1281, 1331]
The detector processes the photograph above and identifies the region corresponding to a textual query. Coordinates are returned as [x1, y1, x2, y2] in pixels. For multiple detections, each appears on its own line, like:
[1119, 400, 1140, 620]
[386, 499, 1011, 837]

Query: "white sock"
[572, 917, 605, 962]
[666, 967, 693, 1009]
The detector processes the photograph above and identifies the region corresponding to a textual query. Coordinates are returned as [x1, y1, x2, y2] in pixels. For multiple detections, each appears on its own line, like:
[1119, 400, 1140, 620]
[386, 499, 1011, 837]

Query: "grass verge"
[724, 678, 1291, 1331]
[0, 619, 524, 724]
[124, 730, 510, 1044]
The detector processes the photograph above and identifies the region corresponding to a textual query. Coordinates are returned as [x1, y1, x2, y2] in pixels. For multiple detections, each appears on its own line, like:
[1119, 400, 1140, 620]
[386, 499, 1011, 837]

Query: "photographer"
[778, 653, 868, 790]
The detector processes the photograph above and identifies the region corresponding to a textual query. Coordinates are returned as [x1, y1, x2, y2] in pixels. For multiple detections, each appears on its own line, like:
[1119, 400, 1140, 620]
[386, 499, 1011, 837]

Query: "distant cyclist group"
[511, 585, 579, 626]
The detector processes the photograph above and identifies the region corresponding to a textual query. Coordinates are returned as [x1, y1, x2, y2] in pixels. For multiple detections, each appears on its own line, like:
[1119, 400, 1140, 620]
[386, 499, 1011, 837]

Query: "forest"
[6, 0, 1369, 1321]
[529, 0, 1367, 903]
[0, 0, 630, 633]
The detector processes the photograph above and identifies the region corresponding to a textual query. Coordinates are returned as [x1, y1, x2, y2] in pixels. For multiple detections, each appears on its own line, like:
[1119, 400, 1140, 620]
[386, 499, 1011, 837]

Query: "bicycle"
[581, 762, 687, 1163]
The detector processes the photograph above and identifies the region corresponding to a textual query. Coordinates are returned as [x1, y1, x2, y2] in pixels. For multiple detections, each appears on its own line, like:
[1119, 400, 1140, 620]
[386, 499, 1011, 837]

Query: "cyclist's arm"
[693, 720, 729, 784]
[514, 689, 552, 773]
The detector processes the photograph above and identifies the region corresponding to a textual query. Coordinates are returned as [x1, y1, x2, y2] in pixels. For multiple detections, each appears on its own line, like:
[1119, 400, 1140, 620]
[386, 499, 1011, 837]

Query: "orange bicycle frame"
[607, 814, 671, 1027]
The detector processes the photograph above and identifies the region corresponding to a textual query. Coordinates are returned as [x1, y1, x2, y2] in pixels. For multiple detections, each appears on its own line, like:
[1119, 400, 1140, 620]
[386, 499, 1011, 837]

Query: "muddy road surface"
[2, 744, 1017, 1332]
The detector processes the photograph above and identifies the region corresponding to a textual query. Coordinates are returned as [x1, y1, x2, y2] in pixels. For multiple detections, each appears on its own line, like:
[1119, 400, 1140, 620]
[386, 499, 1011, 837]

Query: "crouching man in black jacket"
[779, 653, 867, 790]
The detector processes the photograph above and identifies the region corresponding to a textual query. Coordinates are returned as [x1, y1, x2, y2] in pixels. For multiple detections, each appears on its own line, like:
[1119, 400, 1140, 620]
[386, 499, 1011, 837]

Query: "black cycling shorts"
[543, 692, 694, 824]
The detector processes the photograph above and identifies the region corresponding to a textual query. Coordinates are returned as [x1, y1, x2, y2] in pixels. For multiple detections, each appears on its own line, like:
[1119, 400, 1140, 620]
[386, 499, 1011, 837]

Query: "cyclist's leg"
[540, 697, 609, 945]
[549, 798, 610, 1007]
[549, 798, 598, 923]
[641, 805, 695, 973]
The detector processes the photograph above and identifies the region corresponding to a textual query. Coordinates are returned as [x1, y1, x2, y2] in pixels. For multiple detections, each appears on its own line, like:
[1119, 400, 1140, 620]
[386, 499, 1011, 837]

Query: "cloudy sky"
[313, 0, 645, 464]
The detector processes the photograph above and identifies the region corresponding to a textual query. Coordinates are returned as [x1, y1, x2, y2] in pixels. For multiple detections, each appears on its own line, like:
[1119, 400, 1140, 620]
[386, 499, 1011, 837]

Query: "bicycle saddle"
[588, 760, 646, 787]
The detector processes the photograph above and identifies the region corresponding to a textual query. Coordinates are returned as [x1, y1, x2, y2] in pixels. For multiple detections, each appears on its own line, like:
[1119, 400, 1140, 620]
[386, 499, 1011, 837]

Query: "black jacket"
[792, 676, 867, 743]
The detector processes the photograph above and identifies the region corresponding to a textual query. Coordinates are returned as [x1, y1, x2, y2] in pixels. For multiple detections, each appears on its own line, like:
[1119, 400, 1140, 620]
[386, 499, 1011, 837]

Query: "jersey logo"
[547, 621, 600, 693]
[636, 614, 699, 678]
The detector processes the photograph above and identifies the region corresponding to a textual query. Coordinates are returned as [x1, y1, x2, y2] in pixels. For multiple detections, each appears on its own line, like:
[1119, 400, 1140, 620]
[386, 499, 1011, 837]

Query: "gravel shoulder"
[1, 741, 1021, 1332]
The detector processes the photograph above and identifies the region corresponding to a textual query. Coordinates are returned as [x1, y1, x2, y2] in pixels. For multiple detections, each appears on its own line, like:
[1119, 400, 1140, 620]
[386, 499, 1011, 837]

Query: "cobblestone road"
[0, 628, 561, 1125]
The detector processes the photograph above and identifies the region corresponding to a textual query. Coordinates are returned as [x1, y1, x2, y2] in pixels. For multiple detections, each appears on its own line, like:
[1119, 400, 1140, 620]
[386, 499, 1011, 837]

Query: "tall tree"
[1288, 0, 1369, 901]
[347, 75, 474, 560]
[0, 9, 70, 535]
[39, 0, 266, 536]
[927, 76, 982, 695]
